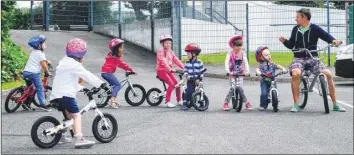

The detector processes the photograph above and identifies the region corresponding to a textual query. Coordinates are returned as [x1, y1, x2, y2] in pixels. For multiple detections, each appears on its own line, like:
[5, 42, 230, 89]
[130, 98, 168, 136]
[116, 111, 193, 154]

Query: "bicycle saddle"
[49, 99, 63, 111]
[304, 63, 312, 71]
[156, 76, 164, 82]
[24, 78, 33, 86]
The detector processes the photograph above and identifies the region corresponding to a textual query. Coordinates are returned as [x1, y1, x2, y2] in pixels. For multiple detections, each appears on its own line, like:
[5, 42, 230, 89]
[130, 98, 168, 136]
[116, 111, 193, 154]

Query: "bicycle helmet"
[255, 46, 269, 62]
[109, 38, 124, 50]
[228, 35, 243, 48]
[28, 35, 46, 49]
[66, 38, 87, 59]
[185, 43, 201, 56]
[160, 34, 173, 43]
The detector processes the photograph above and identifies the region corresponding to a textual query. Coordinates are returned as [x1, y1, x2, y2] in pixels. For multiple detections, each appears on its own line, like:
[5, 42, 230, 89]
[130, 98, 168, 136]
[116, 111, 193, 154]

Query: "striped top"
[184, 58, 205, 81]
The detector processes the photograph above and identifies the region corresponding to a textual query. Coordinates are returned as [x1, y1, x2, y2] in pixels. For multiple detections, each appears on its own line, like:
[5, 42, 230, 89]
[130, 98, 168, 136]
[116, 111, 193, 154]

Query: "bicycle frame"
[229, 76, 243, 99]
[97, 73, 137, 98]
[44, 95, 109, 136]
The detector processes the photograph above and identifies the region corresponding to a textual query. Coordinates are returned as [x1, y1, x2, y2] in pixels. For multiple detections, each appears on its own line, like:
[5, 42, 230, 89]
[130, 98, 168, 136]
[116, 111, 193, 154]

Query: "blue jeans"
[183, 82, 195, 105]
[23, 71, 45, 105]
[260, 82, 277, 108]
[101, 73, 121, 97]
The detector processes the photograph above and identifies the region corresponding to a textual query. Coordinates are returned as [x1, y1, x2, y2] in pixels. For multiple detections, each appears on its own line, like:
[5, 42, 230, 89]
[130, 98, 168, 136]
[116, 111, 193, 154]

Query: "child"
[101, 38, 135, 108]
[50, 38, 106, 148]
[255, 46, 287, 111]
[223, 35, 252, 111]
[182, 43, 205, 111]
[156, 34, 184, 108]
[24, 35, 51, 111]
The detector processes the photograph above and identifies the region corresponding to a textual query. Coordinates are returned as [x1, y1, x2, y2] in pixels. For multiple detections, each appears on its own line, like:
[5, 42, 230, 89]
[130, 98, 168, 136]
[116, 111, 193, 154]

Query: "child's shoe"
[223, 102, 229, 111]
[245, 102, 253, 110]
[74, 136, 95, 148]
[166, 102, 176, 108]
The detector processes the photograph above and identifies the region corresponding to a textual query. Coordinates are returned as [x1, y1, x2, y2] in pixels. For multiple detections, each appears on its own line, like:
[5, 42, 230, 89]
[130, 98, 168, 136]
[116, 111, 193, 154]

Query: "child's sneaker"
[181, 104, 189, 111]
[177, 100, 183, 106]
[333, 104, 346, 112]
[166, 102, 176, 108]
[245, 102, 253, 110]
[74, 137, 95, 148]
[258, 107, 265, 111]
[223, 102, 229, 111]
[290, 104, 300, 112]
[109, 101, 119, 109]
[38, 104, 52, 112]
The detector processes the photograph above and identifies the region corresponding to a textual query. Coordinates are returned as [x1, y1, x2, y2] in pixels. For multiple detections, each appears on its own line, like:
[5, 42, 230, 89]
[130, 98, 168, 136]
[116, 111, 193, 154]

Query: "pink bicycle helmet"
[228, 35, 243, 48]
[66, 38, 87, 59]
[109, 38, 124, 50]
[160, 34, 173, 43]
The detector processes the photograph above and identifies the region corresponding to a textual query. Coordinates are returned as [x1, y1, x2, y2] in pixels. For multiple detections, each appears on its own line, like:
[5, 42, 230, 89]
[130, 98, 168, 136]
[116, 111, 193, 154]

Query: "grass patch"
[182, 52, 336, 66]
[1, 80, 25, 90]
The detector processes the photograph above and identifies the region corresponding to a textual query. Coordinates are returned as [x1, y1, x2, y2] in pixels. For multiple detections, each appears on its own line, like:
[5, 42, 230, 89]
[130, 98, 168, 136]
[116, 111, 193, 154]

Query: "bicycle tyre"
[299, 78, 309, 109]
[235, 88, 243, 112]
[94, 89, 111, 108]
[92, 113, 118, 143]
[5, 87, 24, 113]
[125, 84, 146, 106]
[32, 86, 52, 107]
[319, 75, 329, 114]
[271, 90, 279, 112]
[146, 88, 163, 106]
[191, 92, 209, 111]
[31, 116, 61, 148]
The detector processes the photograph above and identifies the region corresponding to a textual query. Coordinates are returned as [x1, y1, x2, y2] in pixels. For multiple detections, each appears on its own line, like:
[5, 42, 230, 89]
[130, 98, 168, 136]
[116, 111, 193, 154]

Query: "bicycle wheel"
[319, 75, 329, 114]
[191, 92, 209, 111]
[271, 90, 279, 112]
[125, 84, 146, 106]
[32, 86, 52, 107]
[235, 89, 243, 112]
[146, 88, 163, 106]
[299, 78, 309, 109]
[93, 88, 111, 108]
[92, 113, 118, 143]
[5, 87, 24, 113]
[31, 116, 61, 148]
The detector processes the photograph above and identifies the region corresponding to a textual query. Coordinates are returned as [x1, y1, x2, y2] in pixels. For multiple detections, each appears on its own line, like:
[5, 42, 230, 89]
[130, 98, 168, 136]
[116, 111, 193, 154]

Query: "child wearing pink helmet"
[50, 38, 106, 148]
[101, 38, 135, 108]
[156, 34, 184, 108]
[223, 35, 253, 111]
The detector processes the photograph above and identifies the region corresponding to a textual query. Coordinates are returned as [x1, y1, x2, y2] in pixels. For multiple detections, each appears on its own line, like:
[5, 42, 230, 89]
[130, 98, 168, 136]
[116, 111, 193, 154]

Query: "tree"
[50, 1, 89, 30]
[128, 1, 171, 20]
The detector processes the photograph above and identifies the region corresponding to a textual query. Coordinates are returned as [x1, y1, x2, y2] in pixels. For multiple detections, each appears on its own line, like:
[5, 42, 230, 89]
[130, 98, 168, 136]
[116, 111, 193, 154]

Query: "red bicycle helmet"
[228, 35, 243, 48]
[185, 43, 201, 55]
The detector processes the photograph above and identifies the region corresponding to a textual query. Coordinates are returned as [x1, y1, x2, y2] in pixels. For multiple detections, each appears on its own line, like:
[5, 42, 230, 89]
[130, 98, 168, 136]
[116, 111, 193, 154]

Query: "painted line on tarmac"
[313, 88, 353, 108]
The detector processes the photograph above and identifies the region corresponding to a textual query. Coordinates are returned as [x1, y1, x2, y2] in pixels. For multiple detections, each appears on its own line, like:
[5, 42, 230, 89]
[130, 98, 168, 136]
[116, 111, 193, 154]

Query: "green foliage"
[1, 1, 29, 83]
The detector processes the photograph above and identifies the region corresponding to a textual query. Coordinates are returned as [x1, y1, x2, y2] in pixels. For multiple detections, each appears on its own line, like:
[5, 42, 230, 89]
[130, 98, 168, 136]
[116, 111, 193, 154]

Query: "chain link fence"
[30, 1, 352, 66]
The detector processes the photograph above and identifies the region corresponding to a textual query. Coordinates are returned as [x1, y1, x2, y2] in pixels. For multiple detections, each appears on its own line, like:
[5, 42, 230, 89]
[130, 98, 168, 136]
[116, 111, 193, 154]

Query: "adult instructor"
[279, 8, 346, 112]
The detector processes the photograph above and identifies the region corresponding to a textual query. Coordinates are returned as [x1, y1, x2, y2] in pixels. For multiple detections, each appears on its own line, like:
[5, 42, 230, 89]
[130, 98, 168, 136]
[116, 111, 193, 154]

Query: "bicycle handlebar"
[226, 72, 248, 77]
[292, 43, 339, 58]
[256, 71, 288, 78]
[125, 72, 136, 77]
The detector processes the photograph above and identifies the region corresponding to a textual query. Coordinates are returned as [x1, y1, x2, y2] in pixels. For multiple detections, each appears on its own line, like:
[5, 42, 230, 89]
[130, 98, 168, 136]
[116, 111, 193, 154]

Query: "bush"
[1, 1, 29, 83]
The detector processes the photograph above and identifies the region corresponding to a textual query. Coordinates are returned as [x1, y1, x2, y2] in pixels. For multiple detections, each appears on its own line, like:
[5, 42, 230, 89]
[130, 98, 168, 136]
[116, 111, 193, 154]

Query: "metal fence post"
[192, 0, 195, 19]
[177, 1, 182, 59]
[345, 2, 349, 44]
[88, 0, 93, 31]
[30, 1, 34, 29]
[210, 1, 213, 22]
[327, 0, 331, 66]
[118, 0, 122, 38]
[224, 1, 228, 24]
[246, 3, 249, 60]
[171, 0, 174, 39]
[151, 1, 155, 53]
[182, 1, 186, 17]
[42, 2, 45, 30]
[45, 0, 50, 31]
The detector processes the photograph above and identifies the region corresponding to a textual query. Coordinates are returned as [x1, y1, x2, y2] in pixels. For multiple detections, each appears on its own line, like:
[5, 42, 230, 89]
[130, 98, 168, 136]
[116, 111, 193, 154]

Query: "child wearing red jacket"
[101, 38, 135, 108]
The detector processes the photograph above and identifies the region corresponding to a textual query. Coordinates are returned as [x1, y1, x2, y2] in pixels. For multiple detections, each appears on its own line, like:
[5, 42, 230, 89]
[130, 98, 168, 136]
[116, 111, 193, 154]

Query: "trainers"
[290, 104, 300, 112]
[181, 104, 189, 111]
[74, 137, 95, 148]
[177, 100, 183, 106]
[38, 104, 51, 112]
[222, 102, 229, 111]
[109, 101, 119, 109]
[166, 102, 176, 108]
[333, 104, 346, 112]
[258, 107, 265, 111]
[245, 102, 253, 110]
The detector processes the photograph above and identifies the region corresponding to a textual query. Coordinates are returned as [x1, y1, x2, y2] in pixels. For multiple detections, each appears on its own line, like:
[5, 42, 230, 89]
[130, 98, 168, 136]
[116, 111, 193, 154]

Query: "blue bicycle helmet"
[255, 46, 268, 62]
[28, 35, 46, 49]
